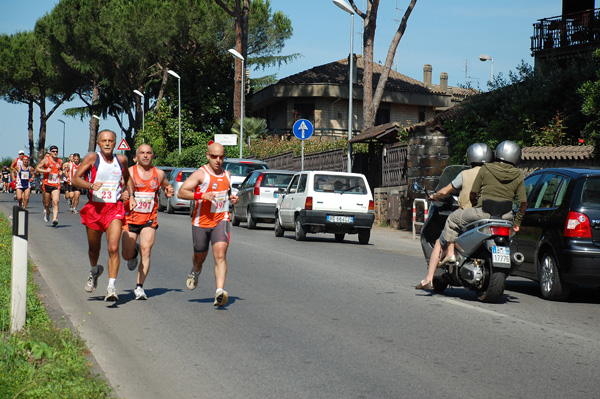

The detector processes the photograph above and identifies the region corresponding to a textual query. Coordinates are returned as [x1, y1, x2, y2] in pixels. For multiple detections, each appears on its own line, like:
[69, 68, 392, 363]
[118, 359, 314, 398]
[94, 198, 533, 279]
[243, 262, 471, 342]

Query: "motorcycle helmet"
[466, 143, 493, 166]
[495, 140, 521, 165]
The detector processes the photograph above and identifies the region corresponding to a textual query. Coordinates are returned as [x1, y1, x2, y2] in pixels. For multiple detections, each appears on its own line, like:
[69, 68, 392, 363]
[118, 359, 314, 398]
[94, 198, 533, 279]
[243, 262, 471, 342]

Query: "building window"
[294, 102, 315, 122]
[375, 103, 390, 125]
[419, 107, 426, 122]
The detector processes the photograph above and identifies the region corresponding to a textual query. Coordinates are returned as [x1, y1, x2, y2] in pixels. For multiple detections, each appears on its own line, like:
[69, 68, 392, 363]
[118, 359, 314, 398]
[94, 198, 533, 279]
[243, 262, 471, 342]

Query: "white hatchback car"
[274, 171, 375, 244]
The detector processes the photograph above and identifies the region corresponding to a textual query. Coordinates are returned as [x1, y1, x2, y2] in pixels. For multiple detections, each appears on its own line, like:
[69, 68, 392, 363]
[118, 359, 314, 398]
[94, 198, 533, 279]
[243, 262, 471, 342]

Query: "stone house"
[252, 55, 472, 139]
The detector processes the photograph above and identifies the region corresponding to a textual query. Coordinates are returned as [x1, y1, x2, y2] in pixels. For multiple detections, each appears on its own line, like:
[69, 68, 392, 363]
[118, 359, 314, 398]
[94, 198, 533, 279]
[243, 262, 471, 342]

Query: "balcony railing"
[531, 8, 600, 55]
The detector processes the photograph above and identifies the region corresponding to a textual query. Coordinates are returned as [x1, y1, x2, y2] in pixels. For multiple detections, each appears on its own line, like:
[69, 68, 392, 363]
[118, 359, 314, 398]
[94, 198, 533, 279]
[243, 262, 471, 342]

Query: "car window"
[530, 173, 564, 209]
[223, 162, 267, 177]
[554, 177, 571, 207]
[581, 177, 600, 207]
[297, 174, 307, 193]
[288, 175, 300, 193]
[261, 173, 293, 188]
[239, 173, 254, 189]
[313, 174, 367, 194]
[524, 173, 543, 200]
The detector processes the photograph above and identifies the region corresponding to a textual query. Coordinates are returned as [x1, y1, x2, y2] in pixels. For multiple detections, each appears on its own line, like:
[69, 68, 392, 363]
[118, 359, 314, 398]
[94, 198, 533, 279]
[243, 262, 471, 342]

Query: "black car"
[511, 168, 600, 300]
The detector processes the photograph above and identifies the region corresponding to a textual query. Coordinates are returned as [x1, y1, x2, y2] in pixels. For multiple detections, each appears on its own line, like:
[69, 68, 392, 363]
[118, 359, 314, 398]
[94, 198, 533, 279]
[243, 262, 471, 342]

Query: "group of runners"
[63, 130, 237, 305]
[5, 131, 236, 306]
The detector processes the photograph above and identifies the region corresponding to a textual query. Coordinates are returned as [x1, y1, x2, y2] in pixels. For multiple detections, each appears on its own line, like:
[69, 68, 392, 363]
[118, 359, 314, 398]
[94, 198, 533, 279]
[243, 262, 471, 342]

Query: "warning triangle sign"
[117, 139, 130, 151]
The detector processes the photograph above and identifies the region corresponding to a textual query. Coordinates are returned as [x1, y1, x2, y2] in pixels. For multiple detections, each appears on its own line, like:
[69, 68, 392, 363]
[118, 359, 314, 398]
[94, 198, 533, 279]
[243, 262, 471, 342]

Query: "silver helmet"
[466, 143, 493, 166]
[495, 140, 521, 165]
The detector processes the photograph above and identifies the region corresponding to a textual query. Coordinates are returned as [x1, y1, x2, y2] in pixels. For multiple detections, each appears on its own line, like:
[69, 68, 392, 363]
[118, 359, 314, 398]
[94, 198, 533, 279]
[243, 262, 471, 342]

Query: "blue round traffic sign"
[293, 119, 314, 140]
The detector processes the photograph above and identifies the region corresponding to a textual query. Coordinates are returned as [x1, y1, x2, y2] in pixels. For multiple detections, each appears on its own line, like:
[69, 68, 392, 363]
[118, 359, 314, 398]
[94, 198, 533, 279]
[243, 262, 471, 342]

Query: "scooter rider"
[441, 140, 527, 257]
[416, 143, 493, 290]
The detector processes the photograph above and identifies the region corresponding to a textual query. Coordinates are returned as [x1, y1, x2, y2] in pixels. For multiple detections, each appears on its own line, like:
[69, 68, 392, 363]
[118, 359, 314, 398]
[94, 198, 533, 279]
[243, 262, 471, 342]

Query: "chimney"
[440, 72, 448, 93]
[423, 64, 432, 88]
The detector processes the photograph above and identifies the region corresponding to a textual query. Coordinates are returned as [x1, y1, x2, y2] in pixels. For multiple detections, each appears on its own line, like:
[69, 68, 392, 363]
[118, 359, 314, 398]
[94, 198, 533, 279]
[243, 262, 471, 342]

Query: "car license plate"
[492, 246, 510, 266]
[327, 215, 353, 224]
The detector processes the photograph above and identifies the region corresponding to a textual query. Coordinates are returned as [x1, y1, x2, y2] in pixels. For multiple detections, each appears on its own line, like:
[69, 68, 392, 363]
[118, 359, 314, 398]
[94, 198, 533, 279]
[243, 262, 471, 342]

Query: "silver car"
[222, 158, 268, 196]
[157, 167, 197, 214]
[231, 169, 295, 229]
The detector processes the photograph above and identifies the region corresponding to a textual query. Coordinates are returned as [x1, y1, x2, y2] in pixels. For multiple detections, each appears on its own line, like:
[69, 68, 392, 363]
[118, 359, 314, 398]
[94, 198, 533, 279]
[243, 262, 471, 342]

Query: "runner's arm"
[118, 155, 136, 210]
[72, 152, 97, 190]
[158, 169, 175, 198]
[177, 169, 206, 200]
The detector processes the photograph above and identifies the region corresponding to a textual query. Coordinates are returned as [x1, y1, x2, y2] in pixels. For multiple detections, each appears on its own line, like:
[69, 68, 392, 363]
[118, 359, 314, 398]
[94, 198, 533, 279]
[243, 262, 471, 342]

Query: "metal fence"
[382, 143, 408, 187]
[263, 143, 408, 188]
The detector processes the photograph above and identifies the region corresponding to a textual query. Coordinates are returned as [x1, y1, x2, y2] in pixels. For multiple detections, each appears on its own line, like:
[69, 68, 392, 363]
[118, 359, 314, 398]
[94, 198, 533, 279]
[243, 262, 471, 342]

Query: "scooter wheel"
[432, 279, 448, 293]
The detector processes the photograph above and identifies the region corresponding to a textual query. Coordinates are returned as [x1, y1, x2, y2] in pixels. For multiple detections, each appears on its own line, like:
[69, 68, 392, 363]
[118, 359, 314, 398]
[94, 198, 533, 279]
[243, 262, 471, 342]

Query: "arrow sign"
[117, 139, 131, 151]
[293, 119, 313, 141]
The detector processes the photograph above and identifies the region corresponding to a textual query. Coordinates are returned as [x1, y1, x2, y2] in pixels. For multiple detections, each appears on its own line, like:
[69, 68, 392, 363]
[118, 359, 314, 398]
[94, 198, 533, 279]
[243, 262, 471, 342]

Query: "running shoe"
[186, 270, 201, 290]
[85, 265, 104, 293]
[134, 286, 147, 300]
[104, 286, 119, 302]
[214, 289, 229, 307]
[73, 209, 78, 214]
[43, 209, 49, 223]
[52, 219, 58, 227]
[127, 243, 140, 271]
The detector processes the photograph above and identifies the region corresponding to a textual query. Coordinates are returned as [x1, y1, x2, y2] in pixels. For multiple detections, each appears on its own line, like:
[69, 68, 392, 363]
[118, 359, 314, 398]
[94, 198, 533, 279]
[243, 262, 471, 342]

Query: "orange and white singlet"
[68, 162, 80, 185]
[43, 155, 63, 187]
[125, 166, 160, 226]
[88, 152, 123, 203]
[191, 165, 231, 228]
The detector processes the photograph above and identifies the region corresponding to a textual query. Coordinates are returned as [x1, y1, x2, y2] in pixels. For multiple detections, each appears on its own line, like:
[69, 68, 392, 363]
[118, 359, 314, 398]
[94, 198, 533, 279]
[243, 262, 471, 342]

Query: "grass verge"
[0, 211, 114, 398]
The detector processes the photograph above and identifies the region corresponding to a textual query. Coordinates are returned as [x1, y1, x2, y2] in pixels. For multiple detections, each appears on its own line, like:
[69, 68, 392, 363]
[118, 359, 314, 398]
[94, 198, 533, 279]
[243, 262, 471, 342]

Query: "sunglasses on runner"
[208, 154, 224, 160]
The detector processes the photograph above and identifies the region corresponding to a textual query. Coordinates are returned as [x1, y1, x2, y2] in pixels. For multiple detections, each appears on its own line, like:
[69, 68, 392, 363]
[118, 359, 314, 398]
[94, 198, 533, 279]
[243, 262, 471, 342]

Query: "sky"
[0, 0, 565, 161]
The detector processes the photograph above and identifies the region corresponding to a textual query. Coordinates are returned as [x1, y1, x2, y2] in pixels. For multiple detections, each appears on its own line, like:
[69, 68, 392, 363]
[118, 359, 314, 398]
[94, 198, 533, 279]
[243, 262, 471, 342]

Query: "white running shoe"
[186, 270, 200, 290]
[85, 265, 104, 293]
[134, 286, 147, 300]
[127, 243, 140, 271]
[104, 286, 119, 302]
[43, 209, 49, 223]
[214, 289, 229, 307]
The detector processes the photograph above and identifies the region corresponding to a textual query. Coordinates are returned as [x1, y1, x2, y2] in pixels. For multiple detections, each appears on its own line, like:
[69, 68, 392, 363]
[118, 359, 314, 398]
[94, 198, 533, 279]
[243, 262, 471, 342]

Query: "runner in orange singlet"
[121, 144, 174, 300]
[64, 153, 82, 213]
[35, 145, 63, 226]
[177, 141, 239, 307]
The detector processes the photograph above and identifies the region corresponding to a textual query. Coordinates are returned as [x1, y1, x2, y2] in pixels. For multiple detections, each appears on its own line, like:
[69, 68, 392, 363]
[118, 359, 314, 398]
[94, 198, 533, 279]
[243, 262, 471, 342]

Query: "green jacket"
[471, 162, 527, 226]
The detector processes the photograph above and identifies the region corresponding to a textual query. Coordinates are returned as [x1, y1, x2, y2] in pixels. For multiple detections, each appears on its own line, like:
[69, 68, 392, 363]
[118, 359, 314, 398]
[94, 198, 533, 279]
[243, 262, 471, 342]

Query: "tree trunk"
[349, 0, 417, 131]
[36, 90, 47, 162]
[27, 100, 35, 161]
[89, 80, 99, 152]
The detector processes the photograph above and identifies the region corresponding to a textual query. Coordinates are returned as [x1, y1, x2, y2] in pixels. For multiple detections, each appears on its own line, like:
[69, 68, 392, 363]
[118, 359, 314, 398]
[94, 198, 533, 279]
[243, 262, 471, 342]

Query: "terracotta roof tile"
[349, 121, 401, 143]
[278, 55, 445, 95]
[521, 145, 595, 160]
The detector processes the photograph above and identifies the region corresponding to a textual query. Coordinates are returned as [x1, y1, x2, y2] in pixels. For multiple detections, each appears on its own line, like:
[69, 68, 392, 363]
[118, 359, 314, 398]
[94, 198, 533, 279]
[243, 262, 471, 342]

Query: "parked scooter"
[415, 166, 524, 303]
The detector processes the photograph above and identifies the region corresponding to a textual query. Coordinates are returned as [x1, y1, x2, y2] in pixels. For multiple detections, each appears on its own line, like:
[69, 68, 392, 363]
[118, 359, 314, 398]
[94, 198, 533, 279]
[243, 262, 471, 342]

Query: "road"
[1, 192, 600, 399]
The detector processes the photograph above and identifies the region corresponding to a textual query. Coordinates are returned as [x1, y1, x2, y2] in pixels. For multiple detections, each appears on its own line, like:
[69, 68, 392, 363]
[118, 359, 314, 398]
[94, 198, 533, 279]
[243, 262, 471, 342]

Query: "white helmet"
[466, 143, 493, 166]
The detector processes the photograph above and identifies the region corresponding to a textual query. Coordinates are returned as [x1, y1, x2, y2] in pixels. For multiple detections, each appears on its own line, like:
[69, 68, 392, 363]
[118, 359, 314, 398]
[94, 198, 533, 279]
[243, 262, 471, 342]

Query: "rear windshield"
[581, 178, 600, 207]
[313, 174, 368, 194]
[223, 162, 267, 177]
[260, 173, 293, 188]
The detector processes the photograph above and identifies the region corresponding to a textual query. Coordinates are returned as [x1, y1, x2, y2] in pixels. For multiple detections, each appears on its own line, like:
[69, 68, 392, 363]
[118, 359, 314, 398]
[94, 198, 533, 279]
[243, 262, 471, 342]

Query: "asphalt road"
[1, 192, 600, 399]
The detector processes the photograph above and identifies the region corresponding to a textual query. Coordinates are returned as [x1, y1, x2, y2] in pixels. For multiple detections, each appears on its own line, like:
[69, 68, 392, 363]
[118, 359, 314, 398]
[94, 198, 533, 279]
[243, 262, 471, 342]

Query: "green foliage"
[578, 49, 600, 146]
[232, 117, 268, 141]
[246, 136, 368, 160]
[445, 58, 599, 164]
[0, 213, 114, 398]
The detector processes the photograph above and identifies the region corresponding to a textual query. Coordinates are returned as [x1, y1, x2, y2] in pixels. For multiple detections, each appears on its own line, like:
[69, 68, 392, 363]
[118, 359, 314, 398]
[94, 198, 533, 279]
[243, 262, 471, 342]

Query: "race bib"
[48, 173, 59, 184]
[211, 190, 229, 213]
[134, 191, 155, 213]
[92, 181, 119, 203]
[20, 171, 29, 180]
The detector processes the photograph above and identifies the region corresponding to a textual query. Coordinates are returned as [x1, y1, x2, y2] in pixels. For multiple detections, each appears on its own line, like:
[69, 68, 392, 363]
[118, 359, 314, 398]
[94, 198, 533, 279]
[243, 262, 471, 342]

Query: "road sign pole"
[301, 140, 305, 171]
[10, 206, 28, 333]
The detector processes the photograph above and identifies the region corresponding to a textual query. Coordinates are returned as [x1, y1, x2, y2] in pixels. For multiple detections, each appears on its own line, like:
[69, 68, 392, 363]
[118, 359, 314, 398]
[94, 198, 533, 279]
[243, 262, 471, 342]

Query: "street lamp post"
[57, 119, 65, 158]
[333, 0, 354, 173]
[167, 70, 182, 155]
[228, 48, 245, 158]
[479, 54, 494, 83]
[133, 89, 145, 131]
